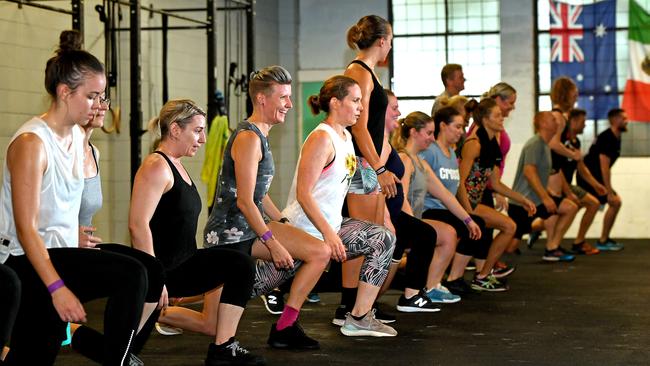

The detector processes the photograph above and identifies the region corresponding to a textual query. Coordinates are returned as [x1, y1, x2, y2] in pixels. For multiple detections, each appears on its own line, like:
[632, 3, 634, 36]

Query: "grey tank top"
[79, 144, 103, 226]
[204, 121, 274, 246]
[407, 154, 427, 219]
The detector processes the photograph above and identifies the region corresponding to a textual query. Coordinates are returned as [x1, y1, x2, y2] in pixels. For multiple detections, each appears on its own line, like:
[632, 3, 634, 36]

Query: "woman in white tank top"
[283, 75, 397, 337]
[0, 30, 147, 366]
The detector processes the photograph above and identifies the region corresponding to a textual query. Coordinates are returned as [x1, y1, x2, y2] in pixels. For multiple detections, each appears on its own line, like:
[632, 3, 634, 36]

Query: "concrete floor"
[54, 239, 650, 366]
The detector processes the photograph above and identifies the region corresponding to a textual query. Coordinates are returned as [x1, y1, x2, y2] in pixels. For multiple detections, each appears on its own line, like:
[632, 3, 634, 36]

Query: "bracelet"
[47, 279, 65, 294]
[279, 217, 290, 224]
[260, 230, 273, 243]
[375, 166, 387, 175]
[463, 217, 473, 225]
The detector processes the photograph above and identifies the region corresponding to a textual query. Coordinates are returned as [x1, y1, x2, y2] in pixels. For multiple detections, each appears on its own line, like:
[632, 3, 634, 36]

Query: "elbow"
[236, 197, 250, 213]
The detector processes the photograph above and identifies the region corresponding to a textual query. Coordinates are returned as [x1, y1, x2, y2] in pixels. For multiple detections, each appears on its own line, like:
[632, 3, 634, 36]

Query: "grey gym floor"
[54, 239, 650, 366]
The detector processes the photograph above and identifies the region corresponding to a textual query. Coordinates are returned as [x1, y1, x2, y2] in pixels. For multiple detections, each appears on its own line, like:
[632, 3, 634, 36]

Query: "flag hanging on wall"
[621, 0, 650, 122]
[549, 0, 618, 119]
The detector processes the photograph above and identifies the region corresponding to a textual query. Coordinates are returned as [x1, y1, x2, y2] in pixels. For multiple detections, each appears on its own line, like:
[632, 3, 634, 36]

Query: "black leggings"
[0, 263, 20, 347]
[422, 209, 491, 260]
[5, 248, 147, 366]
[71, 244, 165, 364]
[132, 246, 255, 354]
[393, 211, 437, 290]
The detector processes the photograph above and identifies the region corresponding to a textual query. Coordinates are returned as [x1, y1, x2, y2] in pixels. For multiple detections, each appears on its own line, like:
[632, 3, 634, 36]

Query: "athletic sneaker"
[396, 291, 442, 312]
[571, 241, 600, 255]
[267, 322, 320, 350]
[425, 285, 461, 303]
[596, 239, 624, 252]
[260, 289, 284, 315]
[332, 305, 348, 326]
[373, 305, 397, 324]
[527, 230, 541, 248]
[340, 310, 398, 337]
[61, 322, 72, 346]
[542, 247, 576, 262]
[205, 338, 265, 366]
[129, 354, 144, 366]
[491, 265, 516, 279]
[155, 322, 183, 336]
[471, 274, 508, 292]
[306, 292, 321, 303]
[442, 278, 474, 295]
[465, 259, 476, 271]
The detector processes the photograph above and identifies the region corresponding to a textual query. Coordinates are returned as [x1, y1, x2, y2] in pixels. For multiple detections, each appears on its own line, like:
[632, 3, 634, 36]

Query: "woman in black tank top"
[129, 99, 263, 365]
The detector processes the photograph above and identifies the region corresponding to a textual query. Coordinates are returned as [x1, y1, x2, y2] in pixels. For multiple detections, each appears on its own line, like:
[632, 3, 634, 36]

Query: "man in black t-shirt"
[576, 108, 628, 251]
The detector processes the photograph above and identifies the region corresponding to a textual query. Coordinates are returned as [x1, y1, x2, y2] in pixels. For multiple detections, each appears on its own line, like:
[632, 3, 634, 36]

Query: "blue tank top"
[204, 121, 274, 246]
[420, 141, 460, 211]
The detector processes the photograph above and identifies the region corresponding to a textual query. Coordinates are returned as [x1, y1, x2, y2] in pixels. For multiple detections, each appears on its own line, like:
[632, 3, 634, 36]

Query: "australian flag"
[550, 0, 618, 119]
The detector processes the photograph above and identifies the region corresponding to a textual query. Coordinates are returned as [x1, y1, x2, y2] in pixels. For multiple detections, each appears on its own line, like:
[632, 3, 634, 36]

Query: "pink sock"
[276, 305, 299, 331]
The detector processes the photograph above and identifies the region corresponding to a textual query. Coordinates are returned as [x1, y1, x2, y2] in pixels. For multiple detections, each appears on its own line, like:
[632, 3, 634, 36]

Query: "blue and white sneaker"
[596, 239, 624, 252]
[425, 285, 461, 303]
[542, 247, 575, 262]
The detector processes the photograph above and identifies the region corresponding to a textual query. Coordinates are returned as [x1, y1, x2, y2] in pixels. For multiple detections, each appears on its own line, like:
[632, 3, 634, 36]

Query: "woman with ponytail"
[283, 75, 396, 337]
[0, 30, 148, 366]
[388, 110, 480, 305]
[456, 98, 536, 291]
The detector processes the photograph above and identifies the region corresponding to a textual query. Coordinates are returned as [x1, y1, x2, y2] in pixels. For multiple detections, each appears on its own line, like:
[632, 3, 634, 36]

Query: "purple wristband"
[47, 279, 65, 294]
[260, 230, 273, 242]
[463, 217, 473, 226]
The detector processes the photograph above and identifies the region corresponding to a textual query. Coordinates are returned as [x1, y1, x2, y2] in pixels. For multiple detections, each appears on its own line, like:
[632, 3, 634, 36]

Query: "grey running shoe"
[340, 309, 397, 337]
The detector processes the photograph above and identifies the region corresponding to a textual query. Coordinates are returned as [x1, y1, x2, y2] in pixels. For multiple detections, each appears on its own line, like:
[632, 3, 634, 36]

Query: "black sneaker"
[260, 289, 284, 315]
[267, 322, 320, 350]
[527, 230, 541, 248]
[442, 278, 474, 295]
[205, 338, 265, 366]
[332, 305, 348, 326]
[373, 304, 396, 324]
[396, 291, 442, 313]
[491, 265, 516, 279]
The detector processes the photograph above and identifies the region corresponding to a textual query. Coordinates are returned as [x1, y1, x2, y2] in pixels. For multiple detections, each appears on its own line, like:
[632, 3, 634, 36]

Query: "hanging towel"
[202, 115, 231, 207]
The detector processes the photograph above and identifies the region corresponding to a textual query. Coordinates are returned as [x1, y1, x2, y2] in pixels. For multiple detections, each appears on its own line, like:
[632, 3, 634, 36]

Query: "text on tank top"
[149, 151, 201, 271]
[204, 121, 274, 246]
[423, 142, 459, 211]
[282, 123, 356, 240]
[346, 60, 388, 157]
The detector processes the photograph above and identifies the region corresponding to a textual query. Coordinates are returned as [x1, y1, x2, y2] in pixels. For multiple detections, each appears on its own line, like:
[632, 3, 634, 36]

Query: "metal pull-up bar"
[5, 0, 84, 32]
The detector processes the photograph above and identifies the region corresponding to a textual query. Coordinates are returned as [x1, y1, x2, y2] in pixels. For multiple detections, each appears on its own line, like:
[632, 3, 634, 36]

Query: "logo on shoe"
[414, 298, 428, 307]
[267, 295, 277, 305]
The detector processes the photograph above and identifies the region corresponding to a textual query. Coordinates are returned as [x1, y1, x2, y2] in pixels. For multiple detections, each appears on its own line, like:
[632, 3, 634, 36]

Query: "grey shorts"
[348, 156, 380, 195]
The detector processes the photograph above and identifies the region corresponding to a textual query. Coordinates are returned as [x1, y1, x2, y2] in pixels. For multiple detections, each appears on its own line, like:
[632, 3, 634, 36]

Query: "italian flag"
[622, 0, 650, 122]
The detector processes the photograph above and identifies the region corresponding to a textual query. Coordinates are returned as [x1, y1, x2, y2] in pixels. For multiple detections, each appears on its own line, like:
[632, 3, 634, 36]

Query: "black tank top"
[149, 151, 201, 271]
[347, 60, 388, 157]
[385, 147, 405, 222]
[550, 108, 572, 174]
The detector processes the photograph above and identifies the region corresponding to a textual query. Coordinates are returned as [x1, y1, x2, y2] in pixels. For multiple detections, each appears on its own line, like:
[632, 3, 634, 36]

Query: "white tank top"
[0, 117, 85, 258]
[282, 123, 356, 240]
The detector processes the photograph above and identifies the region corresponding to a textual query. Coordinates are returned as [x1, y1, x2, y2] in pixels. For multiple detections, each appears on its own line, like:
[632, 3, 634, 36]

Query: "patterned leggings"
[251, 217, 395, 298]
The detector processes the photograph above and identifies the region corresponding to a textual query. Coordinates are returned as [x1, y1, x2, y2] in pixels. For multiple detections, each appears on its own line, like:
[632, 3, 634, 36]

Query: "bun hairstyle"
[433, 94, 468, 115]
[482, 82, 516, 101]
[391, 111, 432, 151]
[45, 30, 104, 98]
[307, 75, 358, 115]
[248, 65, 292, 100]
[346, 15, 391, 50]
[433, 106, 461, 139]
[472, 98, 498, 128]
[550, 76, 577, 112]
[148, 99, 206, 149]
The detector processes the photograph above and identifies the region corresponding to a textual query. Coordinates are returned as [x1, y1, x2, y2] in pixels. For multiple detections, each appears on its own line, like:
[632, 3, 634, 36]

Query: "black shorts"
[576, 176, 615, 205]
[508, 195, 564, 239]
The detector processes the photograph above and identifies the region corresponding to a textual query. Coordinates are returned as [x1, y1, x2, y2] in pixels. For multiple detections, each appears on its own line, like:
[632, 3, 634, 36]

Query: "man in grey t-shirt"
[507, 111, 579, 262]
[430, 64, 465, 115]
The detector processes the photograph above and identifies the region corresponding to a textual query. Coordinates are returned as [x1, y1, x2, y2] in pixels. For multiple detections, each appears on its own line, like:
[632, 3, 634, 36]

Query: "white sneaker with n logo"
[396, 291, 441, 313]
